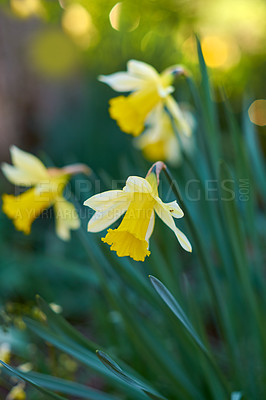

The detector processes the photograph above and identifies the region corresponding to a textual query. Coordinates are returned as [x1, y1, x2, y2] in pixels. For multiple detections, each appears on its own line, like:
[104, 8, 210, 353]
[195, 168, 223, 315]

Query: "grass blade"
[0, 361, 67, 400]
[26, 371, 120, 400]
[96, 350, 167, 400]
[149, 275, 206, 353]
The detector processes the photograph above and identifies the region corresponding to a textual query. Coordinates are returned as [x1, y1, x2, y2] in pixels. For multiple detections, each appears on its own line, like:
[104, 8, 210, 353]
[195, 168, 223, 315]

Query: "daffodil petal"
[164, 200, 184, 218]
[165, 136, 182, 166]
[127, 60, 159, 80]
[2, 188, 54, 235]
[54, 197, 80, 241]
[98, 72, 144, 92]
[10, 146, 49, 181]
[84, 190, 129, 211]
[88, 201, 129, 232]
[145, 172, 158, 196]
[102, 229, 150, 261]
[174, 226, 192, 252]
[145, 209, 155, 241]
[1, 163, 39, 186]
[158, 85, 175, 98]
[154, 201, 192, 252]
[124, 176, 153, 194]
[165, 96, 192, 137]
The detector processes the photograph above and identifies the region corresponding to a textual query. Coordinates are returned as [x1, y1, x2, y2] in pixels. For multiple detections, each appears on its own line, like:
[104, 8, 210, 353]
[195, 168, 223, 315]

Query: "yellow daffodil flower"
[99, 60, 188, 137]
[135, 105, 181, 165]
[0, 343, 11, 365]
[135, 104, 194, 165]
[84, 169, 191, 261]
[6, 383, 26, 400]
[1, 146, 89, 240]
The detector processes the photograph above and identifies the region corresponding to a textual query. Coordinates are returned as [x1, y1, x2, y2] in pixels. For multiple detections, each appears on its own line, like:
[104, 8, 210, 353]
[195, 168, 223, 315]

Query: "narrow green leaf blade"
[36, 295, 98, 352]
[26, 371, 120, 400]
[149, 275, 207, 353]
[24, 318, 146, 399]
[96, 350, 167, 400]
[195, 35, 219, 160]
[0, 361, 67, 400]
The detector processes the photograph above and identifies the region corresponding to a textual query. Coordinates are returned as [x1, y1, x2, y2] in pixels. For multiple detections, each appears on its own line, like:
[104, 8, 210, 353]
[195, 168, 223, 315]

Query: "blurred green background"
[0, 0, 265, 398]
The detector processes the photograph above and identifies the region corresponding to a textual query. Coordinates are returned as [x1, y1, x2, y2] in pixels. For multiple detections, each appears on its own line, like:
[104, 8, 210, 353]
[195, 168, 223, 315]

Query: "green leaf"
[149, 275, 206, 353]
[96, 350, 167, 400]
[195, 35, 219, 164]
[36, 295, 98, 352]
[24, 318, 119, 378]
[26, 371, 120, 400]
[0, 361, 67, 400]
[24, 318, 146, 400]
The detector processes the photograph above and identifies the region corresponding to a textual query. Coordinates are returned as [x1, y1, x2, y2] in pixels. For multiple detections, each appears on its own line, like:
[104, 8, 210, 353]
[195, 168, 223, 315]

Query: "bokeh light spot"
[27, 30, 79, 78]
[201, 36, 228, 68]
[109, 2, 121, 31]
[248, 100, 266, 126]
[62, 4, 92, 38]
[10, 0, 44, 18]
[62, 4, 99, 49]
[109, 2, 140, 32]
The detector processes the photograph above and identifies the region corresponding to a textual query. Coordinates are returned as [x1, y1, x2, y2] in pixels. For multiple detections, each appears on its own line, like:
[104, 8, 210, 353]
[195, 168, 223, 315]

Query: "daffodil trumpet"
[84, 162, 192, 262]
[1, 146, 89, 240]
[99, 60, 188, 136]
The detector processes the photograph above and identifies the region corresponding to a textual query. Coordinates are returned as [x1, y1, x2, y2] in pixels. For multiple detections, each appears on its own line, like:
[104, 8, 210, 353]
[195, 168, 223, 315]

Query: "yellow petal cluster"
[1, 146, 82, 240]
[98, 60, 184, 136]
[135, 103, 194, 165]
[84, 172, 191, 261]
[6, 383, 26, 400]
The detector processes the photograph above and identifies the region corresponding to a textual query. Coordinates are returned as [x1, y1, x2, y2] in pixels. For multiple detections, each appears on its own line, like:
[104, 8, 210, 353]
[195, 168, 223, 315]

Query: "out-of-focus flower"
[84, 170, 191, 261]
[17, 362, 32, 373]
[135, 104, 194, 165]
[1, 146, 90, 240]
[59, 354, 78, 373]
[13, 317, 26, 331]
[99, 60, 187, 136]
[0, 343, 11, 365]
[49, 303, 63, 314]
[135, 105, 181, 165]
[6, 383, 26, 400]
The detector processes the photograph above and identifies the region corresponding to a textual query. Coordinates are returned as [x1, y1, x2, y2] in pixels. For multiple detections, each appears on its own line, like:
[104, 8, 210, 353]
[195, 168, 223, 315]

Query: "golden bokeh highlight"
[10, 0, 45, 18]
[27, 30, 79, 78]
[109, 2, 140, 32]
[248, 100, 266, 127]
[62, 4, 92, 37]
[109, 2, 121, 31]
[201, 36, 228, 68]
[62, 4, 98, 49]
[182, 34, 241, 69]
